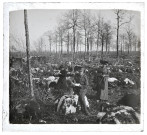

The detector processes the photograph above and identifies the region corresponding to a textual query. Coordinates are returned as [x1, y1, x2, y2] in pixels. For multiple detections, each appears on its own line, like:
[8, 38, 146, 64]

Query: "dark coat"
[74, 73, 89, 90]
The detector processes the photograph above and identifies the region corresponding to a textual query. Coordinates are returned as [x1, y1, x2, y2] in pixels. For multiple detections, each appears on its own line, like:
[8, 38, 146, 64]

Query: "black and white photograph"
[2, 2, 145, 132]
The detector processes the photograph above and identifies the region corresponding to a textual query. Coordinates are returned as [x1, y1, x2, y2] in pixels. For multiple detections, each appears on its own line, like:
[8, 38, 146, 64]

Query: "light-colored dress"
[100, 75, 109, 101]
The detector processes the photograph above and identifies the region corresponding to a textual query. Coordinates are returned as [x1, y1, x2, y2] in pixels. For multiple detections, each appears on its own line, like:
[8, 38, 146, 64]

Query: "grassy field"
[9, 51, 141, 124]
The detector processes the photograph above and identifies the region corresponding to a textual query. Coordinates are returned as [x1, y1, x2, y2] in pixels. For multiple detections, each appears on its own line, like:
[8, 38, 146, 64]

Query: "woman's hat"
[74, 65, 82, 71]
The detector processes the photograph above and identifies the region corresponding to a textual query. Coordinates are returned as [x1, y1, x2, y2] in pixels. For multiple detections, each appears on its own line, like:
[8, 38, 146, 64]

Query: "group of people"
[53, 61, 110, 116]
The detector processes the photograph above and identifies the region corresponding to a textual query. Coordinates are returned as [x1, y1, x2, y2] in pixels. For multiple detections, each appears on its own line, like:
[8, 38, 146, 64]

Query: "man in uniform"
[74, 65, 90, 116]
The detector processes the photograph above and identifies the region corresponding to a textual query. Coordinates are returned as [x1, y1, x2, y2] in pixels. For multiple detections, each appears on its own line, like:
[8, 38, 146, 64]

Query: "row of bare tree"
[10, 9, 140, 59]
[34, 9, 140, 58]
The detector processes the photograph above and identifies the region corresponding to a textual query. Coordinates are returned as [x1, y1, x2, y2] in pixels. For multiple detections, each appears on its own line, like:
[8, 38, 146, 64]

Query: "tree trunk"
[70, 42, 72, 54]
[90, 38, 93, 61]
[67, 32, 69, 54]
[56, 35, 57, 54]
[87, 38, 90, 61]
[101, 36, 104, 58]
[97, 38, 99, 53]
[138, 40, 140, 51]
[90, 38, 93, 52]
[108, 44, 110, 54]
[60, 31, 63, 54]
[87, 37, 89, 55]
[73, 27, 76, 60]
[106, 38, 108, 53]
[135, 42, 137, 52]
[84, 30, 87, 58]
[96, 33, 99, 57]
[121, 42, 123, 54]
[116, 27, 119, 57]
[24, 10, 34, 98]
[80, 40, 81, 53]
[130, 39, 132, 52]
[76, 36, 79, 53]
[59, 40, 61, 54]
[122, 35, 124, 52]
[116, 14, 120, 57]
[45, 44, 46, 54]
[128, 42, 130, 54]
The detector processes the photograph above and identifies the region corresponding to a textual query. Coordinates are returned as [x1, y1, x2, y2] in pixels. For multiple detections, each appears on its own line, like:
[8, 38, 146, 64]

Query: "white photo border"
[3, 2, 145, 132]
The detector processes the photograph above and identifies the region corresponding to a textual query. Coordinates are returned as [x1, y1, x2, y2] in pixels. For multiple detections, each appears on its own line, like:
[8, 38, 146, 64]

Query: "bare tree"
[70, 33, 73, 53]
[80, 10, 89, 55]
[79, 35, 83, 53]
[9, 33, 25, 52]
[137, 38, 141, 52]
[36, 37, 44, 54]
[99, 18, 105, 58]
[24, 9, 34, 98]
[55, 33, 58, 54]
[76, 31, 83, 54]
[87, 26, 95, 60]
[80, 10, 95, 58]
[131, 33, 138, 52]
[67, 31, 70, 54]
[57, 26, 64, 54]
[64, 9, 81, 60]
[120, 34, 125, 54]
[114, 10, 132, 57]
[33, 41, 38, 52]
[63, 29, 71, 54]
[94, 14, 101, 56]
[86, 21, 94, 57]
[126, 25, 133, 54]
[89, 34, 94, 52]
[104, 22, 112, 54]
[44, 31, 53, 53]
[49, 35, 52, 53]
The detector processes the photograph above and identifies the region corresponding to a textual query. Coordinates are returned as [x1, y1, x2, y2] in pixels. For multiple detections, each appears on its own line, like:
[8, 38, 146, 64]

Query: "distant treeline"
[10, 50, 140, 59]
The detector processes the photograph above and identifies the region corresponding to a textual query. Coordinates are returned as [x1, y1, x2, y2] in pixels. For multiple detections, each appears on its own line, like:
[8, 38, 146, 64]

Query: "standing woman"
[93, 66, 103, 101]
[100, 65, 109, 102]
[96, 64, 109, 111]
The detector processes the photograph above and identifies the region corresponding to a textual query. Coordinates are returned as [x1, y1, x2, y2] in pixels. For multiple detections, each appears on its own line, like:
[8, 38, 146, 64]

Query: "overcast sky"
[9, 9, 140, 51]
